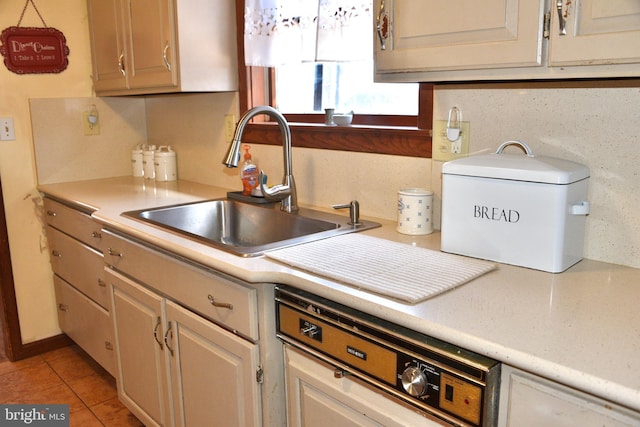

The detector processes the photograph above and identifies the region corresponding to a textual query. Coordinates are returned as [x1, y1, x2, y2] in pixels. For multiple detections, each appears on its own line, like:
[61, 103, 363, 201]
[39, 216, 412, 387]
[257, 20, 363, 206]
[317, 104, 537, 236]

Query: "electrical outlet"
[432, 120, 470, 162]
[224, 114, 236, 142]
[83, 111, 100, 136]
[0, 117, 16, 141]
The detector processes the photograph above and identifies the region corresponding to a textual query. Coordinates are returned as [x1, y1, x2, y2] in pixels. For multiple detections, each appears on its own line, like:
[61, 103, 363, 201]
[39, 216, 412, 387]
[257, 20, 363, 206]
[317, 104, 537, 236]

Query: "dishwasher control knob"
[401, 366, 428, 397]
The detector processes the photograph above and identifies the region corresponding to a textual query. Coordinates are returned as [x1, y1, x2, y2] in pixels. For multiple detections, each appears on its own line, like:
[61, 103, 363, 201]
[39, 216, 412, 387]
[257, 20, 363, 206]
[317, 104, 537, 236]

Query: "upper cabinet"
[87, 0, 238, 95]
[374, 0, 640, 82]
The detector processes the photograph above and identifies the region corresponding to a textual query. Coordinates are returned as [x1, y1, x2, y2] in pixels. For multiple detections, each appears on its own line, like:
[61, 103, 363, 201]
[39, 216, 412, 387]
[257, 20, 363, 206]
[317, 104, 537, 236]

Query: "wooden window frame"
[234, 1, 433, 158]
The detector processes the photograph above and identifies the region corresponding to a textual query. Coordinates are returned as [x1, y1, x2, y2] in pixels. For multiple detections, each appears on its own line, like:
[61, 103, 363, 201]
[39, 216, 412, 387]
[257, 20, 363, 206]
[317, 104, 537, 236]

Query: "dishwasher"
[275, 285, 501, 427]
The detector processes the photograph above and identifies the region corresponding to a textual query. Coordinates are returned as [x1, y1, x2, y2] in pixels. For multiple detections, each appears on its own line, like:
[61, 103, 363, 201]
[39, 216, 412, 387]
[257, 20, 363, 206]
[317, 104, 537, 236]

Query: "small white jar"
[131, 144, 144, 177]
[154, 146, 177, 182]
[142, 145, 156, 180]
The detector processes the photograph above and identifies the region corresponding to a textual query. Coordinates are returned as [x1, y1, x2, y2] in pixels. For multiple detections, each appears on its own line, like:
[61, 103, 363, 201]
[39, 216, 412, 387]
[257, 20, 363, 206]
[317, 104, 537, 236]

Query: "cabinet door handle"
[164, 322, 174, 356]
[556, 0, 567, 35]
[58, 303, 68, 312]
[107, 248, 123, 258]
[208, 294, 233, 310]
[153, 316, 164, 349]
[51, 250, 62, 258]
[91, 231, 102, 239]
[105, 341, 113, 351]
[376, 0, 388, 50]
[46, 210, 57, 217]
[97, 278, 107, 288]
[162, 41, 172, 71]
[118, 51, 126, 76]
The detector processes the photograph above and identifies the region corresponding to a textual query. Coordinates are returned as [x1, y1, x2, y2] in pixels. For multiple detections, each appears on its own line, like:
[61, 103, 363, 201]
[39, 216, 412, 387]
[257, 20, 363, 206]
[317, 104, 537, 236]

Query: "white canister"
[154, 146, 177, 181]
[131, 144, 144, 177]
[142, 145, 156, 180]
[397, 188, 433, 235]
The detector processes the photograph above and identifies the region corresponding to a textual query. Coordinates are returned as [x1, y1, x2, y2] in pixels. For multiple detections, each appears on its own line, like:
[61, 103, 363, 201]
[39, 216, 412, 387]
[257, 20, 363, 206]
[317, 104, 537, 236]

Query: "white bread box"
[441, 141, 590, 273]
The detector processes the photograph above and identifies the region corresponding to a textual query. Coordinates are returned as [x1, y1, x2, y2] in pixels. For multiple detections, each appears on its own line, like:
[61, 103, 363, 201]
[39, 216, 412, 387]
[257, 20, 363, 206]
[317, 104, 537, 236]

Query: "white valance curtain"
[244, 0, 372, 66]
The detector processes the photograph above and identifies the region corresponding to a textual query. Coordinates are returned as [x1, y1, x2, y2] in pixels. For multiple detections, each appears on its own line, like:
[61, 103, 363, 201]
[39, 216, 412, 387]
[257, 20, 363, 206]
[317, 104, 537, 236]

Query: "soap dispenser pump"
[240, 145, 259, 196]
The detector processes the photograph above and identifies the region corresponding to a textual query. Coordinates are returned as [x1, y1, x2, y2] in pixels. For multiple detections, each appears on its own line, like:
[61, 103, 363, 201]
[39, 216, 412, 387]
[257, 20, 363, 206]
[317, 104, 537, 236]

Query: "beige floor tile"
[68, 407, 104, 427]
[6, 383, 86, 413]
[68, 371, 118, 407]
[43, 345, 104, 383]
[0, 363, 63, 402]
[91, 397, 145, 427]
[0, 354, 45, 376]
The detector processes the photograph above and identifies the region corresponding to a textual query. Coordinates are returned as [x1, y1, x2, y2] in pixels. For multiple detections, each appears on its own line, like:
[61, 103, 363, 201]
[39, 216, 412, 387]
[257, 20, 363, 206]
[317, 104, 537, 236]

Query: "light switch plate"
[0, 117, 16, 141]
[432, 120, 470, 162]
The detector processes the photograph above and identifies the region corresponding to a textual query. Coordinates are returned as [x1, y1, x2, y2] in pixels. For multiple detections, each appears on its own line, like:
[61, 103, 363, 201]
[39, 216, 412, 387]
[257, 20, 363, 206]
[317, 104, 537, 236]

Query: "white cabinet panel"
[500, 368, 640, 427]
[549, 0, 640, 65]
[376, 0, 546, 73]
[167, 301, 262, 427]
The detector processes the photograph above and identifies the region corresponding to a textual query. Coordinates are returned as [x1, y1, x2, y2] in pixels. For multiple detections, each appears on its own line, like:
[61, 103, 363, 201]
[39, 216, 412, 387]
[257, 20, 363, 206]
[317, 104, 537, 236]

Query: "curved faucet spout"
[223, 106, 298, 213]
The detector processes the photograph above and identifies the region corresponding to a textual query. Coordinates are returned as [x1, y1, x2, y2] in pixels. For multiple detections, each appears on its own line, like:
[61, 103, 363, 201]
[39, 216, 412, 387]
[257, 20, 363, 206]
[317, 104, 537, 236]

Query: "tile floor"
[0, 344, 143, 426]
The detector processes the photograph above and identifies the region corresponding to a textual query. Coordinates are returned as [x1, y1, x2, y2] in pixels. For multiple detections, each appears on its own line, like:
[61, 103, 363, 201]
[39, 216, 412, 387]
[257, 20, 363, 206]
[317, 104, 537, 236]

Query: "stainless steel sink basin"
[123, 199, 380, 256]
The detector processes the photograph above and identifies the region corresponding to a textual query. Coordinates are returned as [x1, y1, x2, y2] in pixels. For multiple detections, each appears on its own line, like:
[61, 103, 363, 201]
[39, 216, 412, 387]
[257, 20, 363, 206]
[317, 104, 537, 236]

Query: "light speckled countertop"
[39, 176, 640, 413]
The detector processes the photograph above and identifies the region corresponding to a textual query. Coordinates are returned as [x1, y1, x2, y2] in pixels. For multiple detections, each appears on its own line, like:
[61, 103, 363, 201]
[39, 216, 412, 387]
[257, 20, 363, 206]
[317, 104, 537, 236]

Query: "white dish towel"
[265, 234, 497, 304]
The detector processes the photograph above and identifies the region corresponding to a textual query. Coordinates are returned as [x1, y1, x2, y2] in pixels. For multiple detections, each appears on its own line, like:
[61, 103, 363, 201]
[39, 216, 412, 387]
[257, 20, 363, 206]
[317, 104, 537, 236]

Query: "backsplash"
[432, 82, 640, 269]
[31, 83, 640, 269]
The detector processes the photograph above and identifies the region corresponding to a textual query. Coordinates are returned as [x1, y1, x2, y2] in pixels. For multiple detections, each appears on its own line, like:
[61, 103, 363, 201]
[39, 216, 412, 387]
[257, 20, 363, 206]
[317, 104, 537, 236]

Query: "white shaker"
[131, 144, 144, 177]
[142, 145, 156, 180]
[397, 188, 433, 235]
[154, 146, 177, 182]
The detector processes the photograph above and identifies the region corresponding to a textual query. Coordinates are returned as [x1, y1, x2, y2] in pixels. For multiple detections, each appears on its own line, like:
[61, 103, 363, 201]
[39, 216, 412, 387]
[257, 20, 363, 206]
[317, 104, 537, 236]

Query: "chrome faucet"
[223, 106, 298, 213]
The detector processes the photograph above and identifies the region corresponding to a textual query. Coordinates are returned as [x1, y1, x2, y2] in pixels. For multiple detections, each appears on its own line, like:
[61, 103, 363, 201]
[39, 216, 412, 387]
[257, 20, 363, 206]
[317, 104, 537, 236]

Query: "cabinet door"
[549, 0, 640, 66]
[123, 0, 176, 89]
[375, 0, 546, 74]
[54, 275, 116, 376]
[109, 269, 173, 427]
[87, 0, 128, 92]
[501, 369, 640, 427]
[166, 300, 262, 427]
[284, 345, 442, 427]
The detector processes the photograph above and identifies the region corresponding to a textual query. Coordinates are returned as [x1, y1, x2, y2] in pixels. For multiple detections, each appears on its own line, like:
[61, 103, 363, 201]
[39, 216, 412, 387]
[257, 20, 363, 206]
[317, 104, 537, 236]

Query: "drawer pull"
[58, 303, 68, 312]
[105, 341, 113, 351]
[153, 317, 164, 349]
[208, 294, 233, 310]
[46, 210, 57, 217]
[97, 278, 107, 288]
[107, 248, 123, 258]
[51, 250, 62, 258]
[91, 231, 102, 239]
[164, 322, 174, 356]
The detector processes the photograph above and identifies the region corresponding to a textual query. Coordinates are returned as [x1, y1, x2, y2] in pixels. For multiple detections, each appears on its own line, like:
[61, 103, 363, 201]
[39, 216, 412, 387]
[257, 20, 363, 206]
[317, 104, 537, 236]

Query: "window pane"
[275, 61, 419, 116]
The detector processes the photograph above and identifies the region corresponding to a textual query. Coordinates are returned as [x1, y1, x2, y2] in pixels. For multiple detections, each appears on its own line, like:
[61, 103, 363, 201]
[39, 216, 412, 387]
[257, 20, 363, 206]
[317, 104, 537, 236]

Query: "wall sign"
[0, 0, 69, 74]
[1, 26, 69, 74]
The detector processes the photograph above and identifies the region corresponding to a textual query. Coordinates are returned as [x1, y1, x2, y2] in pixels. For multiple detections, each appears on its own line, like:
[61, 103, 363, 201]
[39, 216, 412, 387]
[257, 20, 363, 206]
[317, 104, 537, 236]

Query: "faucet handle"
[332, 200, 361, 226]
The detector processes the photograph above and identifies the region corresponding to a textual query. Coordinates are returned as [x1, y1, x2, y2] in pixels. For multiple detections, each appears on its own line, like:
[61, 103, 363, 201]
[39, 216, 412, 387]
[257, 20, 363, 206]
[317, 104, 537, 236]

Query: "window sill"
[240, 122, 432, 157]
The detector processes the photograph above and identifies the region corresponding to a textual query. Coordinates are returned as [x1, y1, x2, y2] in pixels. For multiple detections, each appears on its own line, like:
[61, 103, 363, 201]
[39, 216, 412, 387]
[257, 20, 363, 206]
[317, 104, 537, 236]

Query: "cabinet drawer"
[47, 226, 108, 309]
[103, 230, 259, 341]
[54, 275, 115, 376]
[44, 198, 104, 251]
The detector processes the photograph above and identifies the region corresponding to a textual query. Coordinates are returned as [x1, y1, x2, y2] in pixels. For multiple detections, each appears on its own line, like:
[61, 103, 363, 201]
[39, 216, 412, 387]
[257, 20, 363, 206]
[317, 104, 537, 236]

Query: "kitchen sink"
[123, 199, 380, 257]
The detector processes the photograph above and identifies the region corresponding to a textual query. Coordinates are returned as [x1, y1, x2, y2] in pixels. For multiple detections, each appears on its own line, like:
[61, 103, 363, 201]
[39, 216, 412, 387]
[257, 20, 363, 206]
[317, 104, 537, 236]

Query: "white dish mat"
[266, 234, 496, 304]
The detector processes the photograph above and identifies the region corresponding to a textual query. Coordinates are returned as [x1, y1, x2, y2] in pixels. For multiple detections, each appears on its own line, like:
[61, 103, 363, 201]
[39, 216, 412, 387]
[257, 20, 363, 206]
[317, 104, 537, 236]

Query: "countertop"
[38, 176, 640, 412]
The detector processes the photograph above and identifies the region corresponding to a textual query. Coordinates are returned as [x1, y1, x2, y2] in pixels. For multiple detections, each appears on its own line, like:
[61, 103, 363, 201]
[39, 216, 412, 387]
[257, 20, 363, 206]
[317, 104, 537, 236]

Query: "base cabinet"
[283, 345, 442, 427]
[498, 367, 640, 427]
[44, 197, 115, 375]
[106, 245, 263, 427]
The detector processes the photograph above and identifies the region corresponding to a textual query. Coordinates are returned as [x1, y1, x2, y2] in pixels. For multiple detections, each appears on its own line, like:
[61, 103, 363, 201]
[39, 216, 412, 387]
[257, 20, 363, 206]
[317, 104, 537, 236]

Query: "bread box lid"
[442, 141, 589, 184]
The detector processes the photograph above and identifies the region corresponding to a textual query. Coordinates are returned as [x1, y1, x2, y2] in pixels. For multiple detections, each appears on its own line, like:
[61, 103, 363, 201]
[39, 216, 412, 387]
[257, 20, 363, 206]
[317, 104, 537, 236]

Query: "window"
[235, 1, 432, 158]
[276, 62, 419, 116]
